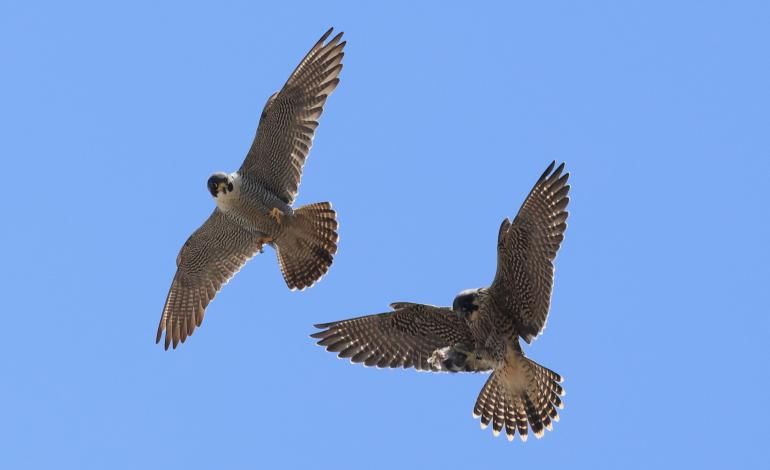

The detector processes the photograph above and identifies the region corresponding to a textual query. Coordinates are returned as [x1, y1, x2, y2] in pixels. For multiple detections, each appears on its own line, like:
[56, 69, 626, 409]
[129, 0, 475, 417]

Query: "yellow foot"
[256, 236, 274, 254]
[269, 207, 284, 224]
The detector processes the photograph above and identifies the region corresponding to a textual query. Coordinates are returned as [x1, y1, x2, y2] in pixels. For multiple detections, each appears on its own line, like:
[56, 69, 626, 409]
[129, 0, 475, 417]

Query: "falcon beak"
[217, 181, 229, 194]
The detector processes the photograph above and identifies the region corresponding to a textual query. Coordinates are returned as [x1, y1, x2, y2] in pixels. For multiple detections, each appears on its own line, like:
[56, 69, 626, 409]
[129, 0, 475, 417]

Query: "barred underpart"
[157, 29, 345, 349]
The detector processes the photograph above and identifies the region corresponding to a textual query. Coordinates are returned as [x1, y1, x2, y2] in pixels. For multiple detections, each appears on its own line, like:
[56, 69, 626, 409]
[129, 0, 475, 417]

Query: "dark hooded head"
[207, 172, 234, 198]
[453, 288, 482, 319]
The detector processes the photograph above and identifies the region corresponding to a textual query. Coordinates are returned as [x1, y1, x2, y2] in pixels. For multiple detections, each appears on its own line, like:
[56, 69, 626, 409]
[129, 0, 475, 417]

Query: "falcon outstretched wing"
[239, 27, 345, 205]
[157, 209, 265, 349]
[311, 303, 475, 371]
[489, 161, 570, 343]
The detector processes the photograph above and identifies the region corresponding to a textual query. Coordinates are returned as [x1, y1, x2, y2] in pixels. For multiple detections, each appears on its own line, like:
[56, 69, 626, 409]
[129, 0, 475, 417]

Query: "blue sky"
[2, 1, 769, 468]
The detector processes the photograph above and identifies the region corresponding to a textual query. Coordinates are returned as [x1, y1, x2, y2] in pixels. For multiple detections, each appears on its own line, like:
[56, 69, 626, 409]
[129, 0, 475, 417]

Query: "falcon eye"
[227, 182, 234, 192]
[207, 177, 222, 197]
[453, 291, 479, 317]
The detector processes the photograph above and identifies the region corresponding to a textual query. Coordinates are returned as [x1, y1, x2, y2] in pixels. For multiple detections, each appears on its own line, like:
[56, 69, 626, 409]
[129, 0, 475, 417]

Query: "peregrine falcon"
[312, 162, 570, 442]
[157, 28, 344, 349]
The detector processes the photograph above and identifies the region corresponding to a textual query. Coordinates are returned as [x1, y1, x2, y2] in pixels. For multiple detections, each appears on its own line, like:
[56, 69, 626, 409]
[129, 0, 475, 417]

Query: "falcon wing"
[239, 27, 345, 205]
[489, 161, 570, 343]
[157, 209, 265, 349]
[311, 303, 475, 371]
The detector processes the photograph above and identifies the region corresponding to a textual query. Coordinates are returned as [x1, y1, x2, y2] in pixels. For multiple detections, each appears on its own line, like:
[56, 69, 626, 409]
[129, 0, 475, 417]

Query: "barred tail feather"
[276, 202, 338, 290]
[473, 354, 564, 442]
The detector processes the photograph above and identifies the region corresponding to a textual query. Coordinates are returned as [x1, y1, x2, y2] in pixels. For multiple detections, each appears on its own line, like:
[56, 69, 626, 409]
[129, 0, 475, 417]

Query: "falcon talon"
[157, 27, 344, 349]
[312, 161, 571, 443]
[257, 236, 274, 253]
[269, 207, 284, 224]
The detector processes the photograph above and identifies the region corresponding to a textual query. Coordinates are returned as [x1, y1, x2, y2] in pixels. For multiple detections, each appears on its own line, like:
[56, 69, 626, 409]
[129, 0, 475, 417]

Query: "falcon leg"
[269, 207, 284, 224]
[256, 236, 274, 254]
[428, 345, 469, 372]
[443, 350, 468, 372]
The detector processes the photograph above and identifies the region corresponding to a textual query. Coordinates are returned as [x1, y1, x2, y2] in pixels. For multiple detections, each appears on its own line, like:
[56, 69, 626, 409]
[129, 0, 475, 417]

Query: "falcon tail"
[473, 353, 565, 442]
[275, 202, 338, 290]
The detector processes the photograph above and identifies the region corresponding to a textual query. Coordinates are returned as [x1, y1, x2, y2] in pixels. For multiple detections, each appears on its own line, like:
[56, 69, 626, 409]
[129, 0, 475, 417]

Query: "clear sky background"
[2, 1, 769, 468]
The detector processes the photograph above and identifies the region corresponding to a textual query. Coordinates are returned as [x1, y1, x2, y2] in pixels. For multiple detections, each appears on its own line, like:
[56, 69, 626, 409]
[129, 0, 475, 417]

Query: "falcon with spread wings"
[157, 28, 344, 349]
[312, 162, 570, 442]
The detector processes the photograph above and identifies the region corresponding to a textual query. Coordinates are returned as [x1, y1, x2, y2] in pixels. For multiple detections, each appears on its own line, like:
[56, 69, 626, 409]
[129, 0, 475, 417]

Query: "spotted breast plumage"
[157, 28, 344, 350]
[312, 162, 570, 442]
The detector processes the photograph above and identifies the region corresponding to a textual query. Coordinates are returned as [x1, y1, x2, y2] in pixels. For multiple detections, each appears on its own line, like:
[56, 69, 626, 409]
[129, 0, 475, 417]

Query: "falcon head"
[207, 172, 235, 198]
[453, 288, 482, 319]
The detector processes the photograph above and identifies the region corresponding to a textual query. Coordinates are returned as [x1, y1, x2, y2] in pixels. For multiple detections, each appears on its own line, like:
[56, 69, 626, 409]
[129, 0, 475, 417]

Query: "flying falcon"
[312, 162, 570, 442]
[157, 28, 344, 349]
